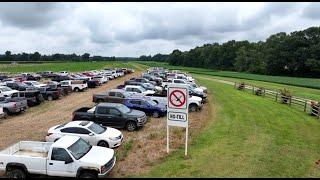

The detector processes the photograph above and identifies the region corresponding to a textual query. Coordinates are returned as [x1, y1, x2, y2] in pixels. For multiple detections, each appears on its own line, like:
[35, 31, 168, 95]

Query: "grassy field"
[141, 74, 320, 177]
[135, 61, 320, 90]
[0, 61, 143, 74]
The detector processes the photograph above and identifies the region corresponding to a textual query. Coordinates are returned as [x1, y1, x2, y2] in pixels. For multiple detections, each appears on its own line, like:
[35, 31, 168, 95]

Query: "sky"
[0, 2, 319, 57]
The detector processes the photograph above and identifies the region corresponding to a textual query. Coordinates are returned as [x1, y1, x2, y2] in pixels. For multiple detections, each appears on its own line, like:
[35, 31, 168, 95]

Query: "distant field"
[0, 61, 140, 74]
[134, 61, 320, 90]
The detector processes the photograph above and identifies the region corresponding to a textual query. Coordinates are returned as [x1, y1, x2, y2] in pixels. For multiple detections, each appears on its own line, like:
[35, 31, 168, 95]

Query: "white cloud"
[0, 2, 319, 56]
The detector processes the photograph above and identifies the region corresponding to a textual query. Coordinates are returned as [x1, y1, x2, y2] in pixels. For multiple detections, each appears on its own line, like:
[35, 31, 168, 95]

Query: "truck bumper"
[98, 157, 116, 178]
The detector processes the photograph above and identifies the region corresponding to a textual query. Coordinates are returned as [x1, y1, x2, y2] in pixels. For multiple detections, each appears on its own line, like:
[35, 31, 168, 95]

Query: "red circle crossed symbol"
[169, 89, 186, 107]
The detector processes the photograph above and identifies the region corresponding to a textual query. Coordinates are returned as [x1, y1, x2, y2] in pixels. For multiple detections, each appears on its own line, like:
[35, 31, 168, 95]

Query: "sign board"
[166, 83, 189, 156]
[167, 84, 189, 127]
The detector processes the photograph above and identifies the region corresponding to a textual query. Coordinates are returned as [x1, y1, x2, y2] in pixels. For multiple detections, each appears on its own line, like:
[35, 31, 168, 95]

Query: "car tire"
[6, 168, 26, 178]
[152, 111, 160, 118]
[126, 121, 137, 132]
[79, 172, 97, 178]
[97, 140, 109, 148]
[3, 109, 9, 118]
[189, 104, 198, 112]
[74, 88, 80, 92]
[47, 95, 53, 101]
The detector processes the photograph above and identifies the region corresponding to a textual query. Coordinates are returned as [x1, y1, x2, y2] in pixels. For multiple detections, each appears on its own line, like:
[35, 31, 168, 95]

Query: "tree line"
[0, 51, 135, 62]
[138, 26, 320, 78]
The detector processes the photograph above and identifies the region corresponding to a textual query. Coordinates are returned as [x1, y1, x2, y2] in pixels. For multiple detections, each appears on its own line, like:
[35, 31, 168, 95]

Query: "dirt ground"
[0, 71, 212, 177]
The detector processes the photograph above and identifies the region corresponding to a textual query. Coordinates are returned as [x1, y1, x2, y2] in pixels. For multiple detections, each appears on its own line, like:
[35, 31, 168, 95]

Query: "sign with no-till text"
[167, 83, 189, 156]
[167, 84, 189, 127]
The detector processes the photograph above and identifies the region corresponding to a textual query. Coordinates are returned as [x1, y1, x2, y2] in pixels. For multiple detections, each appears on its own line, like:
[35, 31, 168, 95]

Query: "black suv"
[72, 103, 148, 131]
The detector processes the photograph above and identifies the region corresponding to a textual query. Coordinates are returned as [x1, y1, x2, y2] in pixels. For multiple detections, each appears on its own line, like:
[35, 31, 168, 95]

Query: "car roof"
[97, 102, 122, 107]
[54, 135, 80, 149]
[62, 121, 93, 128]
[108, 89, 125, 93]
[125, 85, 142, 88]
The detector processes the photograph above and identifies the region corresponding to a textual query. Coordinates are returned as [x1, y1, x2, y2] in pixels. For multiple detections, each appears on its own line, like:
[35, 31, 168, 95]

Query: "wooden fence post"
[252, 86, 255, 94]
[289, 96, 292, 106]
[275, 93, 278, 102]
[264, 89, 266, 97]
[304, 101, 307, 112]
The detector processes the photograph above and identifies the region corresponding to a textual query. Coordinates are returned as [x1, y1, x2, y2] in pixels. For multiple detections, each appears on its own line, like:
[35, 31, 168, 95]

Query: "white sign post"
[166, 83, 189, 156]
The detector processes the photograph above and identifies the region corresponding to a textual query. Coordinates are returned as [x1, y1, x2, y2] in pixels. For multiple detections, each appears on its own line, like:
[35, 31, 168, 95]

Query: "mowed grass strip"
[0, 61, 137, 73]
[143, 75, 320, 177]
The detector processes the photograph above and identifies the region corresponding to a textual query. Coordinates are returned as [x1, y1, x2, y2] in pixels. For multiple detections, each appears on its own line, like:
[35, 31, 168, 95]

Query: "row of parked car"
[0, 67, 208, 178]
[0, 68, 133, 118]
[0, 67, 136, 178]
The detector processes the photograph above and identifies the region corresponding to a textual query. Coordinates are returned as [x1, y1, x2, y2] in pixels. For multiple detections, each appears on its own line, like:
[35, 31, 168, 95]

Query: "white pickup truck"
[60, 80, 88, 92]
[0, 136, 116, 178]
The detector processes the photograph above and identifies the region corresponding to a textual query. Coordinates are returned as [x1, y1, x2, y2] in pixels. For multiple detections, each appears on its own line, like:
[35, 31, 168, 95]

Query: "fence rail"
[234, 82, 320, 119]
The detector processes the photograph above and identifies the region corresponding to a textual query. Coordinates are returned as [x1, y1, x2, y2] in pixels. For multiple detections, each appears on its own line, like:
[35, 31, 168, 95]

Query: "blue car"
[124, 97, 167, 118]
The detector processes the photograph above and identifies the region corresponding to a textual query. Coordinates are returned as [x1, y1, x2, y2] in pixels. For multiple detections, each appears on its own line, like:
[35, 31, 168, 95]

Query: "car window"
[96, 106, 108, 114]
[116, 92, 124, 98]
[130, 100, 140, 105]
[110, 108, 121, 116]
[109, 91, 116, 97]
[140, 100, 148, 106]
[51, 148, 71, 161]
[74, 128, 91, 135]
[60, 127, 77, 133]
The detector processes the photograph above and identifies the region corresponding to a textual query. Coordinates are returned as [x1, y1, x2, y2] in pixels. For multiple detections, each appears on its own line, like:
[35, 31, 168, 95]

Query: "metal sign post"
[166, 83, 189, 156]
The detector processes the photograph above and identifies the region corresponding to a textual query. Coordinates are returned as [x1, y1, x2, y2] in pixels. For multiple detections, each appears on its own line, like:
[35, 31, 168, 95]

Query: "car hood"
[80, 146, 114, 166]
[102, 127, 122, 138]
[190, 95, 202, 102]
[127, 109, 145, 117]
[144, 90, 155, 94]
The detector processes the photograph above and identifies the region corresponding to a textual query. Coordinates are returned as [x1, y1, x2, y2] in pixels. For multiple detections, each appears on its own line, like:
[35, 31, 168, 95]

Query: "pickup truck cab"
[60, 80, 88, 92]
[0, 86, 19, 97]
[124, 97, 166, 118]
[124, 85, 155, 96]
[0, 136, 116, 178]
[72, 103, 147, 132]
[93, 89, 132, 104]
[11, 90, 44, 107]
[0, 96, 28, 116]
[23, 81, 47, 88]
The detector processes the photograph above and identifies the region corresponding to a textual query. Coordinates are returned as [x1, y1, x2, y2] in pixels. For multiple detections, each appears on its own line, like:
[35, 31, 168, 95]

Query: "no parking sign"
[167, 83, 189, 156]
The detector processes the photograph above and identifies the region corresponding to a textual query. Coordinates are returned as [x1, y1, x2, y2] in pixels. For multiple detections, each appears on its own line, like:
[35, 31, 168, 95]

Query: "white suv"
[124, 85, 156, 96]
[46, 121, 123, 148]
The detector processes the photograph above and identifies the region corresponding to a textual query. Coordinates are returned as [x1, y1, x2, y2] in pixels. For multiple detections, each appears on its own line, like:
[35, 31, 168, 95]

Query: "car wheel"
[74, 88, 80, 92]
[126, 121, 137, 132]
[97, 140, 109, 148]
[47, 95, 53, 101]
[6, 168, 26, 178]
[79, 172, 97, 178]
[3, 109, 9, 118]
[189, 104, 197, 112]
[152, 111, 160, 118]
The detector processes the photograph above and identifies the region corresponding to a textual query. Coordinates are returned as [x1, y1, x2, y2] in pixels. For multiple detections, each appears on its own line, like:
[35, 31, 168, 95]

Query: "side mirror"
[65, 158, 73, 164]
[89, 132, 94, 136]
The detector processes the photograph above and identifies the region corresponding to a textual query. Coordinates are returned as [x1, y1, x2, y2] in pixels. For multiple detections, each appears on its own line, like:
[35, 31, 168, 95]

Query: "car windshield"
[67, 138, 92, 160]
[139, 87, 146, 92]
[30, 81, 40, 85]
[88, 123, 106, 134]
[0, 87, 12, 92]
[118, 104, 131, 114]
[147, 100, 157, 106]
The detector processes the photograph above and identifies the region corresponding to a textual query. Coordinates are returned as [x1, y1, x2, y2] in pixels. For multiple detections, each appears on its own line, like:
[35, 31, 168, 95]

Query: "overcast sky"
[0, 2, 319, 57]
